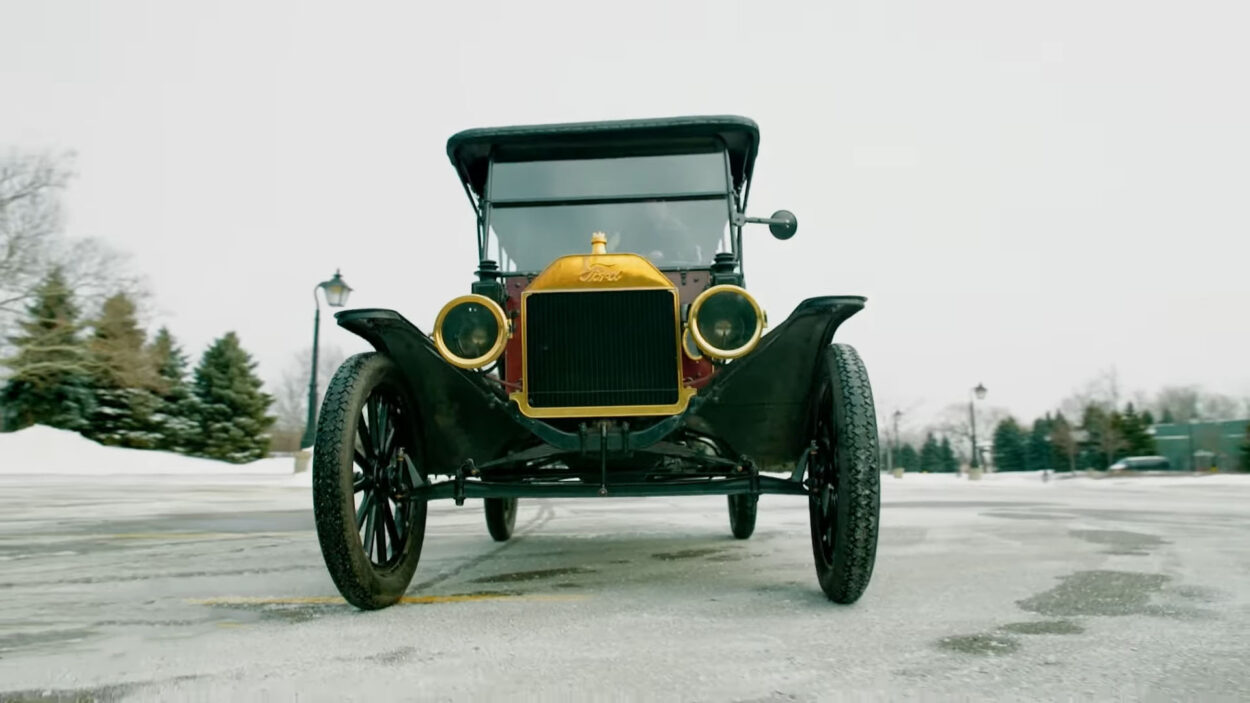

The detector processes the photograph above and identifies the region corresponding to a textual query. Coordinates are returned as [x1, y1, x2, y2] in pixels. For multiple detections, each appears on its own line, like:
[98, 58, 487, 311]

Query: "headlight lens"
[688, 285, 764, 360]
[433, 294, 508, 369]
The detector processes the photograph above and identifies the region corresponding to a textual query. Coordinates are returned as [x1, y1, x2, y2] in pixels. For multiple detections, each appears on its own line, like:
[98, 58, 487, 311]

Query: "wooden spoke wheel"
[313, 353, 427, 610]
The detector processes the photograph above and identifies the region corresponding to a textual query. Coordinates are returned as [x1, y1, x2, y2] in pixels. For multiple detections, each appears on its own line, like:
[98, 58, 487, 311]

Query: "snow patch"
[0, 425, 296, 476]
[886, 469, 1250, 488]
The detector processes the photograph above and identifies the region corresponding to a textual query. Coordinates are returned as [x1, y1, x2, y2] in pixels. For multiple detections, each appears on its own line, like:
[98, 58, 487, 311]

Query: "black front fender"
[334, 308, 530, 471]
[686, 296, 867, 468]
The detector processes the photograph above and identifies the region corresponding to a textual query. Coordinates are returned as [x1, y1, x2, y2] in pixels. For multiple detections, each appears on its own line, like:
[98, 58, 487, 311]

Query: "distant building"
[1152, 420, 1249, 471]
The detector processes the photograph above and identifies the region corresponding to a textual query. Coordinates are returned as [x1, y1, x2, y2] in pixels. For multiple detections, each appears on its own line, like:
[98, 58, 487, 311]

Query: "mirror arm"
[733, 212, 791, 227]
[734, 209, 798, 240]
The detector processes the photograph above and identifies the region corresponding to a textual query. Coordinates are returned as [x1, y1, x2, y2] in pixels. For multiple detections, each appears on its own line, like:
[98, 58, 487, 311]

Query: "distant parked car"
[1109, 456, 1172, 471]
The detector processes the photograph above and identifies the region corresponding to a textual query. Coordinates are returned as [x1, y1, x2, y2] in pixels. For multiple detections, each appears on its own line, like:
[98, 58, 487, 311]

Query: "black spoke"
[367, 397, 382, 459]
[343, 381, 425, 570]
[362, 497, 377, 558]
[356, 415, 375, 463]
[381, 499, 401, 557]
[380, 424, 397, 465]
[356, 491, 375, 531]
[373, 499, 388, 563]
[377, 401, 392, 459]
[807, 386, 839, 565]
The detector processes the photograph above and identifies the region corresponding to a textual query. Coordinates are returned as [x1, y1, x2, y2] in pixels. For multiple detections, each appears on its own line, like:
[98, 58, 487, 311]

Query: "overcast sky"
[2, 0, 1247, 434]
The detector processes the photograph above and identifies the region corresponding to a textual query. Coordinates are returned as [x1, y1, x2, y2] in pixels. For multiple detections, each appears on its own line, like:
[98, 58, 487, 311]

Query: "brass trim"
[432, 294, 509, 370]
[510, 386, 698, 419]
[687, 284, 765, 361]
[526, 252, 674, 293]
[513, 285, 692, 419]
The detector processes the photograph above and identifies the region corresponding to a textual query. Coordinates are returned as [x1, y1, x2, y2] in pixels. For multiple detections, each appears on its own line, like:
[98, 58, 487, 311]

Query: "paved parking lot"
[1, 472, 1248, 701]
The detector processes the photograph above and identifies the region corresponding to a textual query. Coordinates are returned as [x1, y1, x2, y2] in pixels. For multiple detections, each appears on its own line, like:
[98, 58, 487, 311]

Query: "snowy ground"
[1, 428, 1249, 701]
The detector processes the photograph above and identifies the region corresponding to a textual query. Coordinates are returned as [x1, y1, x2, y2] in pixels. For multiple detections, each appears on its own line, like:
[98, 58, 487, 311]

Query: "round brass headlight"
[687, 285, 765, 361]
[433, 294, 508, 369]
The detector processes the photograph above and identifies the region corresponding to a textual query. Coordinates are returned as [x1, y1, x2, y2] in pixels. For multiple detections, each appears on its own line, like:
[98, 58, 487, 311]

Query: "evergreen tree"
[147, 327, 199, 453]
[1049, 412, 1078, 472]
[1118, 403, 1156, 457]
[0, 269, 94, 430]
[1160, 408, 1176, 424]
[190, 332, 274, 462]
[992, 417, 1027, 471]
[896, 443, 920, 472]
[939, 437, 958, 473]
[919, 433, 943, 472]
[1025, 416, 1055, 471]
[1240, 423, 1249, 473]
[83, 293, 161, 448]
[1080, 404, 1122, 470]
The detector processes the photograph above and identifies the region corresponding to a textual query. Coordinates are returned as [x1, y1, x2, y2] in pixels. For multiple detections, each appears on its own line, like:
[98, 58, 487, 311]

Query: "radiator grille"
[525, 289, 679, 408]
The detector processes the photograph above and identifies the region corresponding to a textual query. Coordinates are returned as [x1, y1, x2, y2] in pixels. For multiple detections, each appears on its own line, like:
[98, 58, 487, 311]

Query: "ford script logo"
[579, 262, 623, 283]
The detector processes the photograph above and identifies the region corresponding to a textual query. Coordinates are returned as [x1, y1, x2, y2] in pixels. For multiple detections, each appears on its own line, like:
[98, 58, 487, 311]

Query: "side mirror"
[736, 209, 799, 240]
[765, 210, 798, 240]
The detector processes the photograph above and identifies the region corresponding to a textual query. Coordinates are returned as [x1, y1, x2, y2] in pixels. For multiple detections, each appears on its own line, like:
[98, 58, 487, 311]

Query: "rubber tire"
[484, 497, 518, 541]
[809, 344, 880, 604]
[727, 494, 758, 539]
[313, 352, 427, 610]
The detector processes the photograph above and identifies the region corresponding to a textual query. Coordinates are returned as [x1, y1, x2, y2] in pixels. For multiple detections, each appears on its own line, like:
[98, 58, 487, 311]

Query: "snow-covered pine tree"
[83, 293, 161, 447]
[191, 332, 275, 463]
[0, 268, 95, 431]
[147, 327, 199, 453]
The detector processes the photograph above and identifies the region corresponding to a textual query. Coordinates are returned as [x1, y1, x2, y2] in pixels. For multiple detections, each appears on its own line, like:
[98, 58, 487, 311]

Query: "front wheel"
[808, 344, 880, 604]
[727, 494, 757, 539]
[484, 497, 517, 541]
[312, 353, 428, 610]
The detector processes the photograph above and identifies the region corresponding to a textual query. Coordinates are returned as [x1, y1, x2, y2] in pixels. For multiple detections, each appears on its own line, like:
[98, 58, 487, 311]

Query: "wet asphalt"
[0, 472, 1248, 701]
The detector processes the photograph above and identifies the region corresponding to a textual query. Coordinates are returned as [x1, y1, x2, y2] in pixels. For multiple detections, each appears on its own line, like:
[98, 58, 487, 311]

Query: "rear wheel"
[808, 344, 880, 604]
[727, 494, 758, 539]
[484, 497, 518, 541]
[312, 353, 427, 610]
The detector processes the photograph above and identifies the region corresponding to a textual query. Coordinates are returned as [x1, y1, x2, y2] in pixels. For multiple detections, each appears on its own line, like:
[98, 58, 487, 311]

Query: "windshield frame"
[478, 148, 743, 274]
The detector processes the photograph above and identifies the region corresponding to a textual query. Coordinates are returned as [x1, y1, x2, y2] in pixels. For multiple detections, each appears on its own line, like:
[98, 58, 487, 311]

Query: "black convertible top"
[447, 115, 760, 198]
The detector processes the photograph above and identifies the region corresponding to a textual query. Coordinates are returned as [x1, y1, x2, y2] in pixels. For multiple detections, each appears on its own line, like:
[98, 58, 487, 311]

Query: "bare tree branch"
[0, 150, 147, 360]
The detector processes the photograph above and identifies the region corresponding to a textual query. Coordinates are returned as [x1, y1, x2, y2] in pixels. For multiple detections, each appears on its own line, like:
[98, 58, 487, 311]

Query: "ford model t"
[312, 116, 881, 609]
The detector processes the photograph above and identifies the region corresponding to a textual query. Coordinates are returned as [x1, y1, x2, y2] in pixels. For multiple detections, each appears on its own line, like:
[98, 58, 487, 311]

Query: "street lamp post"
[1042, 433, 1052, 482]
[300, 270, 353, 449]
[968, 383, 988, 471]
[887, 409, 902, 475]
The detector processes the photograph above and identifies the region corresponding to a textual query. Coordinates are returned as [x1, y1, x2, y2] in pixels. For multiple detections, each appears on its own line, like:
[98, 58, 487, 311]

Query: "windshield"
[483, 152, 734, 272]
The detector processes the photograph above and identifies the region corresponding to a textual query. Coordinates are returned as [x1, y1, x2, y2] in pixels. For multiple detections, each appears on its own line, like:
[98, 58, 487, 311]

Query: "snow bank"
[885, 469, 1250, 489]
[0, 425, 296, 476]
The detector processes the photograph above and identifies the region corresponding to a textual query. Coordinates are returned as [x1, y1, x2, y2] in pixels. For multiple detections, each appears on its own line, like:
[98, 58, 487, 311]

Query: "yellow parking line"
[191, 593, 587, 606]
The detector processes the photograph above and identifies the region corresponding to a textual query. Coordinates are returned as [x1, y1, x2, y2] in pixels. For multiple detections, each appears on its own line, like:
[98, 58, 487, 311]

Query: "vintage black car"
[311, 116, 881, 609]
